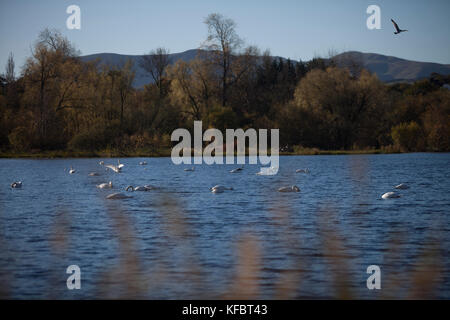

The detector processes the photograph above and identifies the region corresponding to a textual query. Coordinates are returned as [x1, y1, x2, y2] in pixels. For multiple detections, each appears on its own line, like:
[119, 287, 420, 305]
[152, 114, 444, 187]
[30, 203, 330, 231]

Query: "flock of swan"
[9, 160, 409, 200]
[95, 160, 155, 199]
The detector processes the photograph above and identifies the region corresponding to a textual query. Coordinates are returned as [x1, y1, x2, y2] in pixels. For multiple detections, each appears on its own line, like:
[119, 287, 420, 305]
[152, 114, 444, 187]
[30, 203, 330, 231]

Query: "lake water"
[0, 154, 449, 299]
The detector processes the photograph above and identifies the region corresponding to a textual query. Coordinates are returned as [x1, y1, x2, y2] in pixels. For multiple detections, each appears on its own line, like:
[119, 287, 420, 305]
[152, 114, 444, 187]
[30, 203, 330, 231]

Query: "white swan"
[99, 161, 105, 165]
[296, 169, 309, 173]
[184, 167, 195, 172]
[89, 172, 99, 176]
[394, 183, 409, 190]
[69, 166, 76, 174]
[278, 185, 300, 192]
[126, 185, 152, 192]
[143, 184, 158, 190]
[382, 192, 400, 199]
[106, 192, 131, 199]
[230, 166, 244, 173]
[256, 166, 278, 175]
[97, 181, 113, 189]
[211, 185, 233, 193]
[139, 161, 147, 166]
[105, 160, 124, 173]
[11, 181, 22, 188]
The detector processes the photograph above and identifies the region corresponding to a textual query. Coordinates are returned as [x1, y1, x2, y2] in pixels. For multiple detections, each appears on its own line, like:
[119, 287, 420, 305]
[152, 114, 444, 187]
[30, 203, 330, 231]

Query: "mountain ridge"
[333, 51, 450, 83]
[80, 50, 450, 88]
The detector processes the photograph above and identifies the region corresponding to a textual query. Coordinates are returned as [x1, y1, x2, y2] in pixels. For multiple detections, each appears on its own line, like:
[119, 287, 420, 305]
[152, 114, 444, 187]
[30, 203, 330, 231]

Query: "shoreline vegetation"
[1, 147, 443, 159]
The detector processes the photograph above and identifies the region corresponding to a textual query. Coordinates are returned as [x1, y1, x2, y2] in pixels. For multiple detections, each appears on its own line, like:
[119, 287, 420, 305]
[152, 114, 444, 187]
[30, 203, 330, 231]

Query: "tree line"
[1, 13, 449, 155]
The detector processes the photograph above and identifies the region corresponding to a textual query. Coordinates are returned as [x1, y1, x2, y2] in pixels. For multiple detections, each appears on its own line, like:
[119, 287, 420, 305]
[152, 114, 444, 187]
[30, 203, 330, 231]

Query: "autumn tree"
[140, 47, 170, 98]
[291, 67, 388, 149]
[5, 52, 15, 83]
[391, 122, 422, 152]
[115, 60, 135, 126]
[38, 28, 79, 57]
[167, 58, 217, 121]
[202, 13, 243, 107]
[21, 29, 85, 148]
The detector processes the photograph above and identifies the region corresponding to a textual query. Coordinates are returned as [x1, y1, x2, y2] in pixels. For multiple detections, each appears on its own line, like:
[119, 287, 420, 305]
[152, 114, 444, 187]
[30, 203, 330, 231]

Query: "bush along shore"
[0, 146, 411, 159]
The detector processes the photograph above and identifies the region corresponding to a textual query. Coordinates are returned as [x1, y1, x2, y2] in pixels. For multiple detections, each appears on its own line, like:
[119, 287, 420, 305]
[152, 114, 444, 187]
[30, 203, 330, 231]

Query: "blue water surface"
[0, 153, 449, 299]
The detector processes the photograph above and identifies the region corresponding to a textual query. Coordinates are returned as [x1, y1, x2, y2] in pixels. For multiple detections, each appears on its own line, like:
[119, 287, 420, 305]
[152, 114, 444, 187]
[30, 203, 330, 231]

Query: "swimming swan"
[278, 185, 300, 192]
[105, 160, 124, 173]
[69, 166, 76, 174]
[11, 181, 22, 188]
[97, 181, 113, 189]
[230, 166, 244, 173]
[89, 172, 99, 176]
[256, 166, 278, 175]
[139, 161, 147, 165]
[126, 185, 152, 192]
[106, 192, 131, 199]
[394, 183, 409, 190]
[296, 169, 309, 173]
[382, 192, 400, 199]
[211, 185, 233, 193]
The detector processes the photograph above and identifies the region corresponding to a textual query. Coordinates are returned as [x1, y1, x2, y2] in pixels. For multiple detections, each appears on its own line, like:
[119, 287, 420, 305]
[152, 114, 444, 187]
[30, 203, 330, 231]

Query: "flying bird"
[104, 160, 124, 173]
[391, 19, 408, 34]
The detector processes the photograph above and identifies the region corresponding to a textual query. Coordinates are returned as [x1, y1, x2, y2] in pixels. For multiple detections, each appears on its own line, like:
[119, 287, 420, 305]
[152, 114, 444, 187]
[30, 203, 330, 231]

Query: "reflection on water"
[0, 153, 449, 299]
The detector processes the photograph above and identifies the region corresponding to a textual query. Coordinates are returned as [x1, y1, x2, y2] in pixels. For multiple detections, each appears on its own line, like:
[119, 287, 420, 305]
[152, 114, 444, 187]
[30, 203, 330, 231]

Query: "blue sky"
[1, 0, 449, 73]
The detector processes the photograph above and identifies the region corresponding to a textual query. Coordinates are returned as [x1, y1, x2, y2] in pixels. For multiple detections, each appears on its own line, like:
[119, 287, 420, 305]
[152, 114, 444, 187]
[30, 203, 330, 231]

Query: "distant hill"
[333, 51, 450, 83]
[81, 50, 450, 88]
[80, 49, 200, 88]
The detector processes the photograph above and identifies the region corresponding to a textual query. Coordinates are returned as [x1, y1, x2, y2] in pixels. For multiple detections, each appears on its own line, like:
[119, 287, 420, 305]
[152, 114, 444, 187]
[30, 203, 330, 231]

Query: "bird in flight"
[391, 19, 408, 34]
